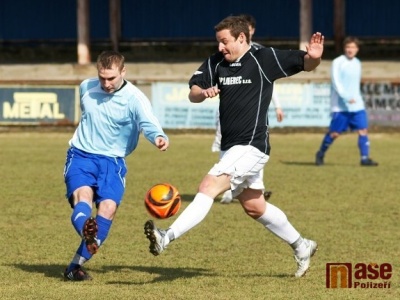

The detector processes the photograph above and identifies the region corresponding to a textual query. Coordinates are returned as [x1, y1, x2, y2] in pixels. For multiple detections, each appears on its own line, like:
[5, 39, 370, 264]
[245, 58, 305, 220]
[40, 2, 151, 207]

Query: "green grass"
[0, 131, 399, 300]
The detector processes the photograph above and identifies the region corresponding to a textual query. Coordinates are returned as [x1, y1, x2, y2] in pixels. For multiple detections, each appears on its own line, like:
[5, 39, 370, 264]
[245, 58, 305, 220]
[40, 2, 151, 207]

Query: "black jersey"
[189, 46, 306, 154]
[251, 41, 263, 50]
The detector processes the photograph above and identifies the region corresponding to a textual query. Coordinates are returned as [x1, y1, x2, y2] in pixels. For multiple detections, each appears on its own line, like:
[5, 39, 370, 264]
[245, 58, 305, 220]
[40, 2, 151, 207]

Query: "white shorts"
[210, 145, 269, 197]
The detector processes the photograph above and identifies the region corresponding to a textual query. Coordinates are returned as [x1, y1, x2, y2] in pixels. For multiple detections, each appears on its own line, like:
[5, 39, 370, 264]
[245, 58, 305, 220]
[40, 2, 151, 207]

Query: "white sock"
[291, 237, 309, 257]
[71, 253, 88, 266]
[256, 202, 301, 245]
[221, 190, 232, 200]
[169, 193, 214, 240]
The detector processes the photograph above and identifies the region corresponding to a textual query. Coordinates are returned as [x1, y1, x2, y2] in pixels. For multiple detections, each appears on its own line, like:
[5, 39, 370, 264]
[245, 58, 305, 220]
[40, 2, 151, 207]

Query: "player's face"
[344, 42, 359, 59]
[98, 64, 126, 93]
[216, 29, 246, 62]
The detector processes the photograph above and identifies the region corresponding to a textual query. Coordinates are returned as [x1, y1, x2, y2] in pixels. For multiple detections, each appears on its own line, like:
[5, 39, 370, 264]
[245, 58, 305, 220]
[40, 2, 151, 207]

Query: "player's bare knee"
[97, 200, 117, 220]
[358, 129, 368, 135]
[241, 201, 266, 219]
[73, 186, 94, 204]
[198, 175, 229, 198]
[330, 132, 340, 139]
[243, 207, 263, 219]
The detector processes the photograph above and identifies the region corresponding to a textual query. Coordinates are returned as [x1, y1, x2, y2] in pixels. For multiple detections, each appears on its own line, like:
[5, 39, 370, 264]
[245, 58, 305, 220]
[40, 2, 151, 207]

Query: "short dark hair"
[96, 51, 125, 71]
[238, 14, 256, 29]
[214, 16, 250, 43]
[343, 36, 360, 48]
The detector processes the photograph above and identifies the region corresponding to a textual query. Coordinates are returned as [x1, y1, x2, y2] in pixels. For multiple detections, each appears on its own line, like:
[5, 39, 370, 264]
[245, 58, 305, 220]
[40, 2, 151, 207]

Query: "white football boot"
[294, 239, 318, 277]
[144, 220, 169, 256]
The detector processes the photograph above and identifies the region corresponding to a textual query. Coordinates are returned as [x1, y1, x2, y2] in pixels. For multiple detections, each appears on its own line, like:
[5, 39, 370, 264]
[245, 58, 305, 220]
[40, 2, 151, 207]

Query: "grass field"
[0, 131, 399, 300]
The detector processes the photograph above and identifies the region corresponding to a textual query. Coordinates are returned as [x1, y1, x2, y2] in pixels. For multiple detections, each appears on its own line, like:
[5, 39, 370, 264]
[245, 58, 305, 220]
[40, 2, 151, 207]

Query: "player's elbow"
[188, 93, 197, 102]
[304, 58, 321, 72]
[188, 92, 204, 103]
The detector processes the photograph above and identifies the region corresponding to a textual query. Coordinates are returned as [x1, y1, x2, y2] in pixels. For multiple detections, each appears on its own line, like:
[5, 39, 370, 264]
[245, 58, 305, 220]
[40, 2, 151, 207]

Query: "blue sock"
[318, 133, 334, 154]
[78, 241, 92, 260]
[67, 214, 113, 273]
[96, 215, 112, 247]
[67, 213, 112, 272]
[71, 202, 92, 236]
[66, 242, 92, 273]
[358, 135, 369, 160]
[69, 216, 112, 265]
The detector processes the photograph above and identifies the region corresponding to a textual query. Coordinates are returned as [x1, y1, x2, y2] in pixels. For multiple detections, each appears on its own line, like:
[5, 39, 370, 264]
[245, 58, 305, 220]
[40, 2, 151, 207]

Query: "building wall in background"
[0, 0, 398, 41]
[3, 81, 398, 128]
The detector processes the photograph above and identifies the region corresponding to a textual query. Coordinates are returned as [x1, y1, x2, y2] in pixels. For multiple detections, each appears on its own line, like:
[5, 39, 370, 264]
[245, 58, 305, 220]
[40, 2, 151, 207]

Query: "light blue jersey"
[330, 55, 365, 112]
[69, 78, 167, 157]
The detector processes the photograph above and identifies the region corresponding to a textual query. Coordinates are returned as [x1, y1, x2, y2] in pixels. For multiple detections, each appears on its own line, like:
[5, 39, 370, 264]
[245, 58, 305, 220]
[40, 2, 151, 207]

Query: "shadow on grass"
[9, 263, 66, 279]
[8, 263, 215, 284]
[279, 160, 318, 166]
[240, 272, 293, 279]
[101, 265, 215, 285]
[279, 160, 352, 166]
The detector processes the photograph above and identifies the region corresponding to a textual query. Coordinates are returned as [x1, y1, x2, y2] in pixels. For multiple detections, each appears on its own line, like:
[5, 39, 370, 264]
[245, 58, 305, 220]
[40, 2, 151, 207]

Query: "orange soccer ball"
[144, 183, 181, 219]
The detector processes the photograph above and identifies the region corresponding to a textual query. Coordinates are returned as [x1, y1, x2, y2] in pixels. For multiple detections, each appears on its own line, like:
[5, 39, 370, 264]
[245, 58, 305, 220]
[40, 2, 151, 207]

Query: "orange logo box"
[326, 263, 392, 289]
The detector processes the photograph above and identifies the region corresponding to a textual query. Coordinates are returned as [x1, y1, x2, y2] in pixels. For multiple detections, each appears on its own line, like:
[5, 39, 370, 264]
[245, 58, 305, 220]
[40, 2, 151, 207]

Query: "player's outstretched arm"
[304, 32, 324, 71]
[155, 136, 169, 151]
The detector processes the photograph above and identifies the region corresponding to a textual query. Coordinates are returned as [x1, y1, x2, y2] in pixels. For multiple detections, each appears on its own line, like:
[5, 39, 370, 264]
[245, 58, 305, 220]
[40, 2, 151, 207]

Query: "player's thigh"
[329, 112, 349, 133]
[349, 110, 368, 130]
[71, 186, 94, 207]
[217, 145, 268, 175]
[198, 173, 231, 198]
[64, 148, 99, 202]
[95, 157, 127, 206]
[210, 145, 268, 196]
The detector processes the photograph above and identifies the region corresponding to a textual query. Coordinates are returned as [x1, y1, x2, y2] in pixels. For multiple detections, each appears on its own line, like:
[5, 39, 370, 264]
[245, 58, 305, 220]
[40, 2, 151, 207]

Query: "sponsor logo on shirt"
[219, 76, 252, 85]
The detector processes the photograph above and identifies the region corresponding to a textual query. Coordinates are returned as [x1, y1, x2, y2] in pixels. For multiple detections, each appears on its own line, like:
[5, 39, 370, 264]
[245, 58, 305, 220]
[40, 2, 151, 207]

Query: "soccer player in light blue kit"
[63, 51, 169, 281]
[315, 37, 378, 166]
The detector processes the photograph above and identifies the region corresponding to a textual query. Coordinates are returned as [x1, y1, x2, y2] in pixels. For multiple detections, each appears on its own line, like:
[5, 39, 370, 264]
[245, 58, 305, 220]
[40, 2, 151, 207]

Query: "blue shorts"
[64, 147, 127, 208]
[329, 110, 368, 133]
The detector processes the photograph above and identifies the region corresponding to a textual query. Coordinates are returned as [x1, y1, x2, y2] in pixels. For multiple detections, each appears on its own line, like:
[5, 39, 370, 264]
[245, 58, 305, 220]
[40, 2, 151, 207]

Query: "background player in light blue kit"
[315, 37, 378, 166]
[63, 51, 169, 281]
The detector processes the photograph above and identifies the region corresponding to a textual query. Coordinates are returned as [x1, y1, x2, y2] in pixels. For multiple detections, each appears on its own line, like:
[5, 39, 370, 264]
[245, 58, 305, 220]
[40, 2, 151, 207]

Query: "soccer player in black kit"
[145, 15, 324, 278]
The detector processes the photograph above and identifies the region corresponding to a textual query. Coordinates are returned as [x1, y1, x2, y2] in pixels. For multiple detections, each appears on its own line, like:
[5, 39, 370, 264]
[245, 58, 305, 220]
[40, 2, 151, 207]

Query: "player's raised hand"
[304, 32, 324, 71]
[306, 32, 324, 59]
